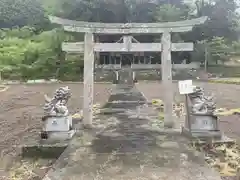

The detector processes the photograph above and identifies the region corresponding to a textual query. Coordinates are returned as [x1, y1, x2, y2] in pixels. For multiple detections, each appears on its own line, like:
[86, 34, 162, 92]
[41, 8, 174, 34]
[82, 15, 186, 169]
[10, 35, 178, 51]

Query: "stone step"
[107, 93, 146, 102]
[104, 103, 145, 109]
[99, 108, 126, 114]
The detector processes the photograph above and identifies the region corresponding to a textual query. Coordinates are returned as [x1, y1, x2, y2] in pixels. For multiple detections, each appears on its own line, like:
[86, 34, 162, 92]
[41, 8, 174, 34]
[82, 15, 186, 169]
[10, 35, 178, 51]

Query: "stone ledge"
[99, 108, 126, 114]
[20, 142, 68, 159]
[19, 130, 76, 158]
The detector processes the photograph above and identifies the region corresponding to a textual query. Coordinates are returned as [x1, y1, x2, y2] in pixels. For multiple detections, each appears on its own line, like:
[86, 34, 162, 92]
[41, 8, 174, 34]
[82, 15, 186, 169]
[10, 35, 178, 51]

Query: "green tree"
[154, 4, 188, 22]
[208, 36, 231, 64]
[188, 0, 240, 41]
[0, 0, 49, 30]
[0, 27, 77, 80]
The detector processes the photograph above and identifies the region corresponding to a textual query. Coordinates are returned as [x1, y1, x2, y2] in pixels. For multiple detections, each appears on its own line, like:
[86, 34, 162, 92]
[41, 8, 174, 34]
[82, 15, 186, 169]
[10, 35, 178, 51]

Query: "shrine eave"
[49, 16, 208, 34]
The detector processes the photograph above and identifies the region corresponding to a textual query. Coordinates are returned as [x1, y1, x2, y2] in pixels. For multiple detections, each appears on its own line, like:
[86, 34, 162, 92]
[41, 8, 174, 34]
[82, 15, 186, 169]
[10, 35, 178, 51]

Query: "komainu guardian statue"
[43, 86, 71, 117]
[183, 86, 221, 139]
[188, 87, 216, 115]
[41, 86, 74, 140]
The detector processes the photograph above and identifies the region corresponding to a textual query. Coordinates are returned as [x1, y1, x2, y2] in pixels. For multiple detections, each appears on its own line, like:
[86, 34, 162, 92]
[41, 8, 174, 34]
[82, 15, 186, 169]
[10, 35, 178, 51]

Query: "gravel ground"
[0, 83, 112, 180]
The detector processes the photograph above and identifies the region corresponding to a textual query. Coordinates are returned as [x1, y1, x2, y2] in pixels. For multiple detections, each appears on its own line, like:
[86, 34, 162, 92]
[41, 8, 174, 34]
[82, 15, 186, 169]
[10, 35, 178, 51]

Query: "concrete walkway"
[43, 85, 221, 180]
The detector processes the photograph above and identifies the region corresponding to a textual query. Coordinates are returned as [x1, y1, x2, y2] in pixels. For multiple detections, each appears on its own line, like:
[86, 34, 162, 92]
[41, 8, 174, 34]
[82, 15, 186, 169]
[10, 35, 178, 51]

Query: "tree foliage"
[208, 37, 232, 63]
[0, 0, 49, 30]
[0, 27, 81, 80]
[154, 4, 188, 22]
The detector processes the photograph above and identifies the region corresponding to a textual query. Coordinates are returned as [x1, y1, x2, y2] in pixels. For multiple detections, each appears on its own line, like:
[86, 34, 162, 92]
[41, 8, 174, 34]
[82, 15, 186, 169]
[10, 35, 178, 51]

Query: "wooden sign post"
[178, 80, 194, 131]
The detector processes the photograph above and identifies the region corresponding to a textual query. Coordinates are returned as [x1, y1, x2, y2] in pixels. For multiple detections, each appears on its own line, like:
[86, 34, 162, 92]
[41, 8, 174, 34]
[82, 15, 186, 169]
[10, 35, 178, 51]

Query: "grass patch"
[208, 78, 240, 85]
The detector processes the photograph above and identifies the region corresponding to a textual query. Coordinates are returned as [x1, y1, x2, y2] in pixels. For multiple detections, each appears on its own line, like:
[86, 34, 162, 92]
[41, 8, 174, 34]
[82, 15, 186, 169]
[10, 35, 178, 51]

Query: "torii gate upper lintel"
[49, 16, 207, 129]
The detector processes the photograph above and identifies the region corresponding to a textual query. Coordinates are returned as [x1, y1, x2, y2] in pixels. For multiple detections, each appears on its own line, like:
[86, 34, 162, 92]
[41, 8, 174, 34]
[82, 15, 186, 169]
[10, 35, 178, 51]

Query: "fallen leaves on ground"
[158, 112, 164, 121]
[215, 108, 240, 116]
[151, 99, 185, 119]
[72, 103, 101, 120]
[193, 142, 240, 177]
[152, 99, 240, 117]
[9, 159, 50, 180]
[152, 99, 164, 107]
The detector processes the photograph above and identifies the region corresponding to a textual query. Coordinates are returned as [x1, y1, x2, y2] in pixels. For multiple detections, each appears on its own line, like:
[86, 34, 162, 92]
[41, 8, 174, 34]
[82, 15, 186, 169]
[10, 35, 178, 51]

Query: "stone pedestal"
[22, 115, 75, 158]
[44, 116, 72, 131]
[41, 130, 75, 141]
[41, 116, 75, 140]
[182, 113, 222, 139]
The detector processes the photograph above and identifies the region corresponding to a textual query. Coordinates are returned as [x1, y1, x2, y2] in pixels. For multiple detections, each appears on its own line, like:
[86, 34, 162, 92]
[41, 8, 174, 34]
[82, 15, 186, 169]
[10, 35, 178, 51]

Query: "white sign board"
[178, 80, 194, 95]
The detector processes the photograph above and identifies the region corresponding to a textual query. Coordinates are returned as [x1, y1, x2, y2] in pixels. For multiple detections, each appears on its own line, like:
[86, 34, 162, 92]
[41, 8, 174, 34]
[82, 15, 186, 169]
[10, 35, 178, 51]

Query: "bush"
[0, 27, 83, 81]
[207, 65, 240, 77]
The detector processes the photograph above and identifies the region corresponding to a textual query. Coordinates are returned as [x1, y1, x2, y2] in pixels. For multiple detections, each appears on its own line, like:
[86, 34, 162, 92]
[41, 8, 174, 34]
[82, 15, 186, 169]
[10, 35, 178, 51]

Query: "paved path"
[43, 84, 221, 180]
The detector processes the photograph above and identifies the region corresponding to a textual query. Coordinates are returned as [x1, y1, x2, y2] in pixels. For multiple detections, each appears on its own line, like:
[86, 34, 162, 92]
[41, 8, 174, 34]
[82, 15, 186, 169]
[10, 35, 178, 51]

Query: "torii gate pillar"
[83, 33, 94, 127]
[161, 31, 174, 128]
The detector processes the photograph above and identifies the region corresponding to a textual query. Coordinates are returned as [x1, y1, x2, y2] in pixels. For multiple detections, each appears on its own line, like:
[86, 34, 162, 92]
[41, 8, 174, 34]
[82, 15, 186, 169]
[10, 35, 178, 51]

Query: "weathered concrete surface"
[43, 84, 221, 180]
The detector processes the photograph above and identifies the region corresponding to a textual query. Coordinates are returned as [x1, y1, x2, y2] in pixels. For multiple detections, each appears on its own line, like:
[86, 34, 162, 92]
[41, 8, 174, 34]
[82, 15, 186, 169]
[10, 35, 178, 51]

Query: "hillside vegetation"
[1, 0, 240, 80]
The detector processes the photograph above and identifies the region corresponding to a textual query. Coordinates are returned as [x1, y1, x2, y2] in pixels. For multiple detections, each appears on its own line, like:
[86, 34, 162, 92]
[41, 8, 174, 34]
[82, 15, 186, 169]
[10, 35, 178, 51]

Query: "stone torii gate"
[49, 16, 207, 128]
